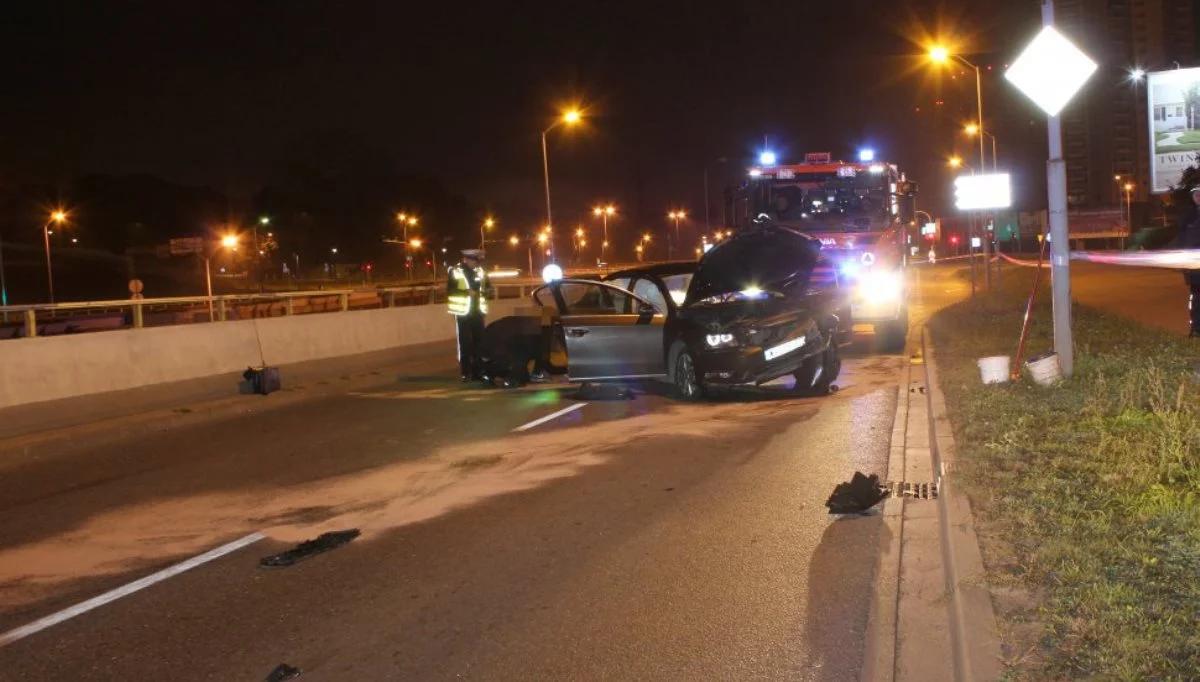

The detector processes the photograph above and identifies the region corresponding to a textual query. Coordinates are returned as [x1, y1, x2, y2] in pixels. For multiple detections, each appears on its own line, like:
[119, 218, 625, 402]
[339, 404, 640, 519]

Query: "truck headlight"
[705, 333, 737, 348]
[859, 270, 902, 305]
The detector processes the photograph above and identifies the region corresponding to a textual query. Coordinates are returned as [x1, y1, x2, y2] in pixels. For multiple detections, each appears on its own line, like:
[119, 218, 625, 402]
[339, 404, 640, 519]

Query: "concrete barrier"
[0, 300, 523, 410]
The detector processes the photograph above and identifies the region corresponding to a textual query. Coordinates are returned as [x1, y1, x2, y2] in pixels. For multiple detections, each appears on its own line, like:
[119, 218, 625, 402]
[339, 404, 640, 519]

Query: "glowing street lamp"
[509, 235, 520, 246]
[481, 216, 496, 250]
[593, 204, 616, 259]
[963, 123, 998, 171]
[42, 209, 68, 303]
[1004, 2, 1098, 377]
[929, 41, 995, 285]
[1121, 181, 1135, 229]
[667, 209, 687, 260]
[541, 106, 584, 256]
[201, 231, 243, 322]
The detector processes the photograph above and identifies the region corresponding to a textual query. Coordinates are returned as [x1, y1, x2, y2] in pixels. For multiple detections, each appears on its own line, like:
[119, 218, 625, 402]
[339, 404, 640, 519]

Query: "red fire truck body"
[726, 152, 917, 349]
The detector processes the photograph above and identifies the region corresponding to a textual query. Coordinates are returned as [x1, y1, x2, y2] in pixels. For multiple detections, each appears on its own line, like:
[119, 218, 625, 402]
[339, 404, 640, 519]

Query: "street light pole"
[541, 129, 554, 238]
[703, 157, 728, 235]
[42, 211, 66, 304]
[204, 255, 215, 322]
[540, 109, 581, 263]
[963, 59, 992, 290]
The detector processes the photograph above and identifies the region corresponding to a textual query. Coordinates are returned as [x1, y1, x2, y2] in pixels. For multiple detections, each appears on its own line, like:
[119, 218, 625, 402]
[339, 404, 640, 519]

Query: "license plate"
[764, 335, 806, 361]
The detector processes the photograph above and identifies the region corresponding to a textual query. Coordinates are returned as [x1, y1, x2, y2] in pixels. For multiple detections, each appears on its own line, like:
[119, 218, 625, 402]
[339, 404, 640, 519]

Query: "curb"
[921, 327, 1003, 681]
[861, 325, 1003, 682]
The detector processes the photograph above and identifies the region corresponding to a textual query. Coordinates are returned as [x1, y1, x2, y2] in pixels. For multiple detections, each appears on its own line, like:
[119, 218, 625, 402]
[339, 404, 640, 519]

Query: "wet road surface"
[0, 267, 966, 680]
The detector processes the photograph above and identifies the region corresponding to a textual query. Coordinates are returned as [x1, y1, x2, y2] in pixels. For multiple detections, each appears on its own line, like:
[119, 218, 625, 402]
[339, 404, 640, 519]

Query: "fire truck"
[726, 152, 917, 351]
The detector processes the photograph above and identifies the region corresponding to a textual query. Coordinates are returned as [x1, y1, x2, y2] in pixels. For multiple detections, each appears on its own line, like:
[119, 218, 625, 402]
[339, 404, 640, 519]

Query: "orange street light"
[509, 235, 520, 246]
[928, 45, 950, 63]
[542, 105, 586, 254]
[220, 234, 239, 249]
[481, 216, 496, 249]
[41, 209, 70, 303]
[409, 238, 423, 249]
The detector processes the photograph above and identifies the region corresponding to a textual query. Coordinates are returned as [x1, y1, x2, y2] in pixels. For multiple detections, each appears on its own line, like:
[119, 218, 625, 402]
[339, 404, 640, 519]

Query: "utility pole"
[1043, 0, 1074, 376]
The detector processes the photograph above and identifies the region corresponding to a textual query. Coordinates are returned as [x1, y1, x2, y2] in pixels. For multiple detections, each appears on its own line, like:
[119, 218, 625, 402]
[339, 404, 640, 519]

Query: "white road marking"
[0, 532, 266, 648]
[512, 403, 588, 432]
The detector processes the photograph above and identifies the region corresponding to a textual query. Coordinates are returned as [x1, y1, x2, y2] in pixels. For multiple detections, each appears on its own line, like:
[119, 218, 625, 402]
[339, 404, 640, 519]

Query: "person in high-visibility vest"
[447, 249, 492, 381]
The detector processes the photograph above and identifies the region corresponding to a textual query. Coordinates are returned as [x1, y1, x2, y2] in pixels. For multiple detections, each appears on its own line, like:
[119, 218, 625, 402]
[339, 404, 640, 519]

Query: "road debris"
[265, 663, 301, 681]
[825, 471, 888, 514]
[259, 529, 360, 568]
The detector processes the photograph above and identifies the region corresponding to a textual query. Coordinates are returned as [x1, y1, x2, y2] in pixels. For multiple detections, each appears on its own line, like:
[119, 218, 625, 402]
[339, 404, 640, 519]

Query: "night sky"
[2, 2, 1059, 237]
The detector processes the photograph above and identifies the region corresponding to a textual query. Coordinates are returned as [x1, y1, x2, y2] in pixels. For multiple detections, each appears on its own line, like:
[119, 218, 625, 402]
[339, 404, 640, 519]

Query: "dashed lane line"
[512, 402, 588, 432]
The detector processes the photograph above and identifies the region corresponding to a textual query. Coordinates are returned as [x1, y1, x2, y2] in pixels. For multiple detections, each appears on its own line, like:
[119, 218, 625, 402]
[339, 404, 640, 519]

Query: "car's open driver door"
[538, 280, 665, 381]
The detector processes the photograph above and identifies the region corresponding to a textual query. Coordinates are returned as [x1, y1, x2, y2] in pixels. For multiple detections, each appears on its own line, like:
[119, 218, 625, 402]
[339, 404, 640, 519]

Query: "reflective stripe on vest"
[447, 266, 487, 315]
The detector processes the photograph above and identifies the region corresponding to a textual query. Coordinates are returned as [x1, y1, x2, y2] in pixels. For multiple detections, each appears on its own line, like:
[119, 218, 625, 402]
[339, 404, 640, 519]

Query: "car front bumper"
[697, 333, 826, 386]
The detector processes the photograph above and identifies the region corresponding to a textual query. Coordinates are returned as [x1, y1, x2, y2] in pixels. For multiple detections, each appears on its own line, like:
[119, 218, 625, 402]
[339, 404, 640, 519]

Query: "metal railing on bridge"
[0, 281, 543, 341]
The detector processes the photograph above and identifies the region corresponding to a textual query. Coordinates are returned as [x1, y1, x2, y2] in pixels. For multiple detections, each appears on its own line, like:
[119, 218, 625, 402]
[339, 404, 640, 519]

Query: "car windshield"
[660, 273, 692, 305]
[686, 227, 818, 304]
[758, 174, 892, 232]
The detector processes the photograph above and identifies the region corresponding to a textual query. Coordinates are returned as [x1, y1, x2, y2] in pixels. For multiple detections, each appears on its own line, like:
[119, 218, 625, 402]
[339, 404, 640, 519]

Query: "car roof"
[604, 261, 698, 281]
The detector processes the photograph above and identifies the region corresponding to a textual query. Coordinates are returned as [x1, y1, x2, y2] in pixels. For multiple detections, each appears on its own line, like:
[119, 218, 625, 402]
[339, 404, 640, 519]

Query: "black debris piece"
[260, 529, 360, 568]
[825, 471, 888, 514]
[243, 366, 282, 395]
[265, 663, 302, 681]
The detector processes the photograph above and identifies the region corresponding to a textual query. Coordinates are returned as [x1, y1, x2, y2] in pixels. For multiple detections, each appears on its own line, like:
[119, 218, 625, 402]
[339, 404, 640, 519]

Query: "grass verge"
[929, 267, 1200, 679]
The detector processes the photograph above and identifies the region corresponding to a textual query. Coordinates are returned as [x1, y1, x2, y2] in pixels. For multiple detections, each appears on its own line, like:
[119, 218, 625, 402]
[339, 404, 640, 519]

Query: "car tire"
[794, 340, 841, 395]
[672, 348, 705, 401]
[876, 310, 908, 353]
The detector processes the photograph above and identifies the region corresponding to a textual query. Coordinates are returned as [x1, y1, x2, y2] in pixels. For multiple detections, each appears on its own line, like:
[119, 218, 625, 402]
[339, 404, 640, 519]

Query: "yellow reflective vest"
[446, 264, 489, 316]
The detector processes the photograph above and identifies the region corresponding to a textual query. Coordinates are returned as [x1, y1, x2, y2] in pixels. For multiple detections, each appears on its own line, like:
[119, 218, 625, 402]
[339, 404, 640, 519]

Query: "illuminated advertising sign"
[1147, 67, 1200, 193]
[954, 173, 1012, 210]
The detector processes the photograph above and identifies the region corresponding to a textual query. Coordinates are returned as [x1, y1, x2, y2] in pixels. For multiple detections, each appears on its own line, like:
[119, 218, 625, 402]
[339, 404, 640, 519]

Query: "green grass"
[929, 270, 1200, 679]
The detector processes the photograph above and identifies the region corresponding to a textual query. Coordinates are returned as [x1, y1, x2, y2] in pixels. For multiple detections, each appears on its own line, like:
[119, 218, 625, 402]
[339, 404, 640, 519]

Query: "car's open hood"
[685, 225, 821, 304]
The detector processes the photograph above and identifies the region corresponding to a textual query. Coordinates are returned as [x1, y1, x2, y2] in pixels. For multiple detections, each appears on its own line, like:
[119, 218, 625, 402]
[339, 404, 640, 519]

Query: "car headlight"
[705, 333, 738, 348]
[858, 270, 902, 304]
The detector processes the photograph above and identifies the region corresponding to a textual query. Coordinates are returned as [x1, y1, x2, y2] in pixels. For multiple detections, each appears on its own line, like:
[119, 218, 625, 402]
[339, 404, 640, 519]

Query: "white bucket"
[977, 356, 1011, 384]
[1025, 352, 1063, 387]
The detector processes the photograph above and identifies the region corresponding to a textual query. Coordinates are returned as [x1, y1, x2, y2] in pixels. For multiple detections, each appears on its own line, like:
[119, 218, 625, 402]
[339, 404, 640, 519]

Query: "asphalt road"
[0, 267, 967, 681]
[1068, 260, 1190, 335]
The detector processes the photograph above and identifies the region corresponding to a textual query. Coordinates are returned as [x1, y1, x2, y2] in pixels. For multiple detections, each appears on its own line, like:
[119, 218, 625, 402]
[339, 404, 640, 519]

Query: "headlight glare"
[705, 333, 736, 348]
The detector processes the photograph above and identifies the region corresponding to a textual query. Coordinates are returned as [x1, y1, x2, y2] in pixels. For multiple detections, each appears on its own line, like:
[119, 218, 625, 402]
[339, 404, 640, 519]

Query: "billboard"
[1148, 67, 1200, 193]
[953, 173, 1012, 210]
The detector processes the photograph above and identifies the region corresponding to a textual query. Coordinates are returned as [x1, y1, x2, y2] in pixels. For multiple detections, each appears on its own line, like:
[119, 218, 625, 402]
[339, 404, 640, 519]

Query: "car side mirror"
[637, 302, 658, 317]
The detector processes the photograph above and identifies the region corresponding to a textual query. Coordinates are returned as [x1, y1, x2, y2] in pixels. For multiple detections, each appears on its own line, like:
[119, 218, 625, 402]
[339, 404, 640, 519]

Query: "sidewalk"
[0, 341, 455, 458]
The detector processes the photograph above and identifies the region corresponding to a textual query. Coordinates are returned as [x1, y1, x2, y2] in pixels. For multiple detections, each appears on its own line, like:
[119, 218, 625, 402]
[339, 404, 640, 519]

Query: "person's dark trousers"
[456, 313, 486, 378]
[1189, 276, 1200, 336]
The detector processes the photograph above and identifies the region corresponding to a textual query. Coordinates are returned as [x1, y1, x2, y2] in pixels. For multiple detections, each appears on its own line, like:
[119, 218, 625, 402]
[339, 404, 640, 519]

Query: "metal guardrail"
[0, 282, 541, 340]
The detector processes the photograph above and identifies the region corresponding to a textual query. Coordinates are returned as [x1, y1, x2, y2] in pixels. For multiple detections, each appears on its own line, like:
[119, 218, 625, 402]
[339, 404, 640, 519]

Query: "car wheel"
[794, 340, 841, 395]
[672, 348, 704, 401]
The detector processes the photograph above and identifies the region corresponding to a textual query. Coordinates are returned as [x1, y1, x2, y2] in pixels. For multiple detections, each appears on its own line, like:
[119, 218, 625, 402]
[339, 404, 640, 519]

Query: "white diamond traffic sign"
[1005, 26, 1097, 116]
